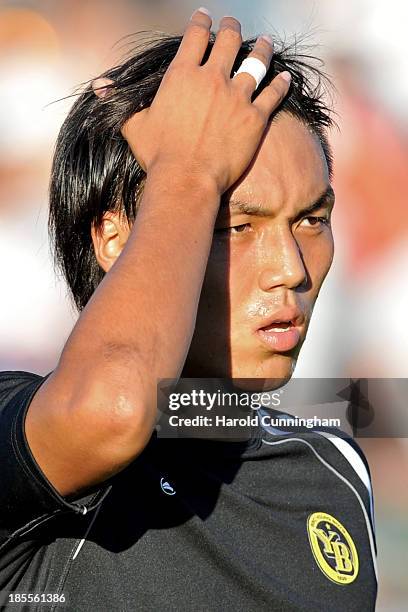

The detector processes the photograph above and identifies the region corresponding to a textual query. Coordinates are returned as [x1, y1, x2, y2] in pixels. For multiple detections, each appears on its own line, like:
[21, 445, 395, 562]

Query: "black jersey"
[0, 371, 377, 611]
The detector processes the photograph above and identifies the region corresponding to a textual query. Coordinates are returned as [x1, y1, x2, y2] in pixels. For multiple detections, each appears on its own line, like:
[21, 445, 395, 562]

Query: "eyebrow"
[219, 186, 336, 219]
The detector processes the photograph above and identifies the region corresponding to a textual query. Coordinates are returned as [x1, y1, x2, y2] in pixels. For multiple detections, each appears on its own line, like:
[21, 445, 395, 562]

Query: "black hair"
[49, 32, 335, 312]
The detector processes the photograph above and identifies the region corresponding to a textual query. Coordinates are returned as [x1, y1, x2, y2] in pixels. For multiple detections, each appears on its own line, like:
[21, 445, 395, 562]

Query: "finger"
[231, 34, 274, 97]
[206, 16, 242, 74]
[92, 78, 115, 99]
[252, 71, 292, 119]
[173, 7, 212, 66]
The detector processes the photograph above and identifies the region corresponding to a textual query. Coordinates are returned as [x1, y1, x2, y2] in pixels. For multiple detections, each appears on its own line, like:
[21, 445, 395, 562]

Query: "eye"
[300, 216, 330, 228]
[215, 223, 252, 235]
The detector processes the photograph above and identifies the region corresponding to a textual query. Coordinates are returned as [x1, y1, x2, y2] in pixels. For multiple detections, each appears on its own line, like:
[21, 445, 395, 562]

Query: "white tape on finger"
[233, 57, 267, 89]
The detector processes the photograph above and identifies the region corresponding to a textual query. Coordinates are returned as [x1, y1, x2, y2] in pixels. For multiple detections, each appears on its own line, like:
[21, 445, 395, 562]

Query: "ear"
[91, 211, 131, 273]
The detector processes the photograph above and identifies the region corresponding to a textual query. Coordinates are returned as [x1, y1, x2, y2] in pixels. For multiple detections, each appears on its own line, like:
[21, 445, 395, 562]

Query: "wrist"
[146, 160, 221, 204]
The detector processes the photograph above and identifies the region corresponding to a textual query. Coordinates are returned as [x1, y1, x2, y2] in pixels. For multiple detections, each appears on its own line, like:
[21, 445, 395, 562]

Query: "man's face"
[182, 112, 335, 388]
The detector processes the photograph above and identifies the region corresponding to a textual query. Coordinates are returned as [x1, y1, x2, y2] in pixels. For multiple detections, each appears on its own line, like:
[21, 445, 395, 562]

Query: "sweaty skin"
[182, 112, 335, 387]
[98, 113, 335, 387]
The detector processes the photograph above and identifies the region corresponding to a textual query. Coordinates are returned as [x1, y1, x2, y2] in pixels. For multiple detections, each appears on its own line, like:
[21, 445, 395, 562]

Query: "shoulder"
[0, 370, 47, 407]
[0, 370, 55, 413]
[259, 409, 373, 499]
[260, 413, 376, 537]
[311, 430, 373, 495]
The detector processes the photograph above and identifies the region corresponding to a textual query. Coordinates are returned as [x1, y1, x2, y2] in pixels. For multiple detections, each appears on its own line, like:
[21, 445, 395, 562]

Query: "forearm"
[25, 166, 220, 496]
[57, 165, 220, 418]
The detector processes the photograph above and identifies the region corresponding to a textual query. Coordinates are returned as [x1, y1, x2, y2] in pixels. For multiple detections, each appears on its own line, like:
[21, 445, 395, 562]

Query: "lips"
[261, 321, 294, 332]
[254, 306, 305, 352]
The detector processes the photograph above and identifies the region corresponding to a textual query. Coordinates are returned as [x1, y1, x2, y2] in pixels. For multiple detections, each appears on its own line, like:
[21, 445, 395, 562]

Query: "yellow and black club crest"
[307, 512, 359, 585]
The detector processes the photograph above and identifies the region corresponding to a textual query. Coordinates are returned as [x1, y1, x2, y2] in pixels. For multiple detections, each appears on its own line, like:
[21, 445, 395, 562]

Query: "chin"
[230, 353, 297, 391]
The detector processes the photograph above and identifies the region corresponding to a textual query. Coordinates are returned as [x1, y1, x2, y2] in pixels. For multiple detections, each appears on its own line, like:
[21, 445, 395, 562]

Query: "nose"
[258, 227, 307, 291]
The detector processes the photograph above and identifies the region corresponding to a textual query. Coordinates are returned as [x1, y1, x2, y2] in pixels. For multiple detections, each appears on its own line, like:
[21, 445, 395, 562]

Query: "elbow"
[63, 367, 157, 465]
[101, 391, 156, 456]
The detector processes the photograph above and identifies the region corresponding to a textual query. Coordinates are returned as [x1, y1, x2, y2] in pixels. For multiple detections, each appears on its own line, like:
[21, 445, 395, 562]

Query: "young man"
[0, 8, 377, 611]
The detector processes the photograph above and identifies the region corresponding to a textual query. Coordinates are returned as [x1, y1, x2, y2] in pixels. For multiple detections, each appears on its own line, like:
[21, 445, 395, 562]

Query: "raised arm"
[24, 10, 290, 497]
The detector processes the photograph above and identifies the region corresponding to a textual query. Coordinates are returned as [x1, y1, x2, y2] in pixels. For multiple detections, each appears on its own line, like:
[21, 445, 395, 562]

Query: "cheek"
[301, 231, 334, 288]
[203, 242, 252, 305]
[227, 245, 260, 316]
[195, 253, 229, 325]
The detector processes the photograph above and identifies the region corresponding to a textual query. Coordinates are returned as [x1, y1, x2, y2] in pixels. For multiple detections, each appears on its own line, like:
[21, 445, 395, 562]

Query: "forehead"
[226, 112, 330, 213]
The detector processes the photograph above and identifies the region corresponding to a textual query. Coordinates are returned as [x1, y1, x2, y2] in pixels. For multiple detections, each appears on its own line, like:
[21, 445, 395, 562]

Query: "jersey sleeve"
[0, 370, 112, 547]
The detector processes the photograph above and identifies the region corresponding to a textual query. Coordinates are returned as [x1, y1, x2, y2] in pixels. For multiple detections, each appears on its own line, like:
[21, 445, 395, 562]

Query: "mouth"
[254, 307, 305, 353]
